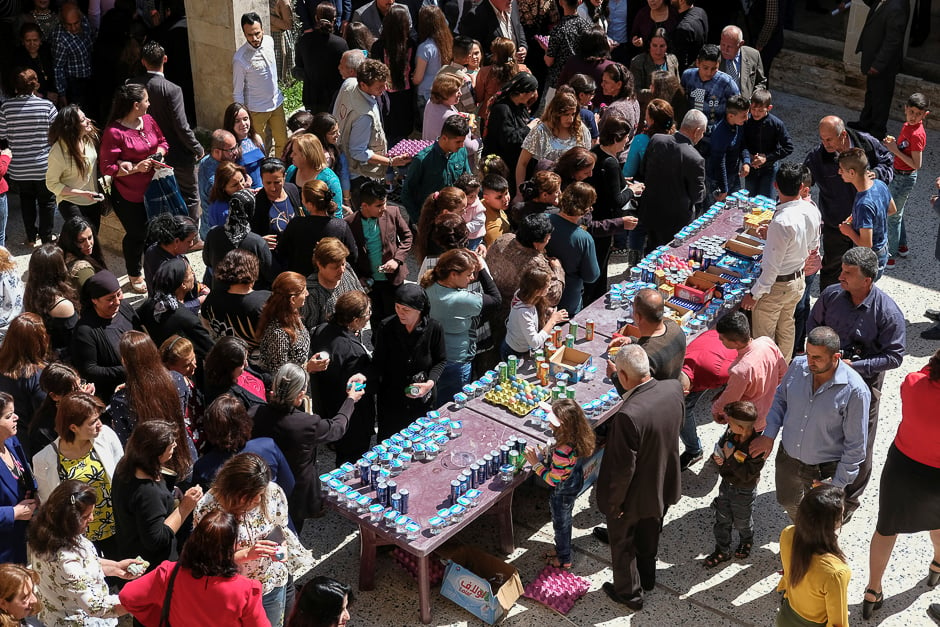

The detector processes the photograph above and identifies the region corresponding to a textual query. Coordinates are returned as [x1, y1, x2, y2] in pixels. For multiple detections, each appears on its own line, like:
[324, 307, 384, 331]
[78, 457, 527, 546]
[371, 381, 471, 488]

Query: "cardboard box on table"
[548, 346, 592, 382]
[439, 545, 525, 624]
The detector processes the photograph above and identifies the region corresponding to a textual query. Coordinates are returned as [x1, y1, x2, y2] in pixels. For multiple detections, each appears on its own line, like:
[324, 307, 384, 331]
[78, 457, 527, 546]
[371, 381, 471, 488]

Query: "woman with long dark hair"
[194, 453, 314, 627]
[775, 484, 850, 627]
[370, 4, 415, 145]
[28, 362, 91, 458]
[29, 481, 142, 626]
[308, 113, 350, 206]
[251, 363, 363, 523]
[476, 37, 527, 122]
[629, 27, 679, 91]
[0, 314, 49, 439]
[203, 336, 267, 410]
[46, 104, 104, 236]
[223, 102, 266, 189]
[24, 244, 78, 359]
[287, 576, 353, 627]
[482, 72, 539, 193]
[207, 162, 252, 230]
[107, 331, 194, 476]
[58, 215, 106, 292]
[98, 83, 168, 294]
[0, 392, 38, 564]
[413, 5, 453, 123]
[119, 510, 268, 626]
[111, 421, 204, 572]
[599, 62, 639, 140]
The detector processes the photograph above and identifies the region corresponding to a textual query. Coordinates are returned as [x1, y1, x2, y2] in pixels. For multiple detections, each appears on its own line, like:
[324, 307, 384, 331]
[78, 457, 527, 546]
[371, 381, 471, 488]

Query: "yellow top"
[777, 525, 851, 627]
[59, 451, 116, 542]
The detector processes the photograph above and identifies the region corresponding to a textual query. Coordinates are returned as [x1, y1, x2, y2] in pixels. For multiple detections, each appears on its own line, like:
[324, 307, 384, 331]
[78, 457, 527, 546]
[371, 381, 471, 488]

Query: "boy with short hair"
[884, 92, 929, 268]
[706, 94, 750, 201]
[481, 173, 511, 246]
[680, 44, 741, 137]
[837, 147, 894, 279]
[400, 115, 471, 223]
[704, 400, 766, 568]
[345, 180, 413, 327]
[741, 89, 794, 199]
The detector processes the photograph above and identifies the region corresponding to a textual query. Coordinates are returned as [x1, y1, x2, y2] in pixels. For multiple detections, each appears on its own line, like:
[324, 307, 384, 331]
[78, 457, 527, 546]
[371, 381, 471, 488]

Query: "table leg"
[495, 490, 516, 554]
[417, 554, 432, 624]
[359, 525, 377, 591]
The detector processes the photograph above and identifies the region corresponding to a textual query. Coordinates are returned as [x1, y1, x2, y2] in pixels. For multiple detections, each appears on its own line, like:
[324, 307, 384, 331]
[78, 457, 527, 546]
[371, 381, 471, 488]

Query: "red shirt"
[896, 366, 940, 468]
[681, 329, 735, 392]
[893, 121, 926, 171]
[99, 114, 169, 203]
[0, 152, 9, 195]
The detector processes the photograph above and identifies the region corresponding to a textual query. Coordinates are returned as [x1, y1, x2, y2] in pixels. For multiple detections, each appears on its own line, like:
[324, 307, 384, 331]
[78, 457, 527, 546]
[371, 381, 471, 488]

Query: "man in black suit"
[671, 0, 709, 70]
[458, 0, 527, 60]
[596, 344, 684, 611]
[131, 41, 205, 242]
[638, 109, 707, 251]
[851, 0, 910, 139]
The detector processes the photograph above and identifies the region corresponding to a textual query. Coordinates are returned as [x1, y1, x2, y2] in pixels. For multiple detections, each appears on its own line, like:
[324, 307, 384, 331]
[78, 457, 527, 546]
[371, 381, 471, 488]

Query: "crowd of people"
[0, 0, 937, 625]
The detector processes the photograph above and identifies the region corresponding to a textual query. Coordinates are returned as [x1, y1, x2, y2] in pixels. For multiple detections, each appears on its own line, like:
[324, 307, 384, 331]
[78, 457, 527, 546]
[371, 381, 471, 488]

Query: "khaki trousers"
[751, 276, 805, 360]
[249, 104, 289, 158]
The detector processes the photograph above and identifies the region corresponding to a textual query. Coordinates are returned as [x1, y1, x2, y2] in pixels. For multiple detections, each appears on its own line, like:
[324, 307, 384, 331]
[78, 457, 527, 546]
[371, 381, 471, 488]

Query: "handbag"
[143, 166, 189, 219]
[159, 562, 182, 627]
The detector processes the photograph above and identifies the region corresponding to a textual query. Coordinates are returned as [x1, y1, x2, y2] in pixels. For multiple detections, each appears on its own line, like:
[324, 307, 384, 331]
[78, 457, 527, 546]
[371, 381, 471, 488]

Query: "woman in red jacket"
[119, 509, 268, 627]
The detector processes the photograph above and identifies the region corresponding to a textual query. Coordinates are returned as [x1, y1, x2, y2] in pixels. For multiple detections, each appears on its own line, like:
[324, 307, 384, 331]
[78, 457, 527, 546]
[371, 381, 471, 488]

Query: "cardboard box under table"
[438, 545, 524, 624]
[325, 406, 540, 624]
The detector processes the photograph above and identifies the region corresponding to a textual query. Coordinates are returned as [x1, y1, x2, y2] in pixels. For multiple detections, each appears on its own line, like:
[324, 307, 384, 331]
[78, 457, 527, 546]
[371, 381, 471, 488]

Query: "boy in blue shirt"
[706, 94, 749, 201]
[680, 44, 741, 138]
[741, 89, 794, 200]
[837, 147, 894, 280]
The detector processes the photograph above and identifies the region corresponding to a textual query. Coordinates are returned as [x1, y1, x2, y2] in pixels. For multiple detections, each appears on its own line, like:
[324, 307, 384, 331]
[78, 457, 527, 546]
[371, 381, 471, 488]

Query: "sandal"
[128, 276, 147, 294]
[703, 550, 732, 569]
[862, 588, 883, 619]
[735, 542, 752, 559]
[546, 556, 572, 570]
[929, 560, 940, 587]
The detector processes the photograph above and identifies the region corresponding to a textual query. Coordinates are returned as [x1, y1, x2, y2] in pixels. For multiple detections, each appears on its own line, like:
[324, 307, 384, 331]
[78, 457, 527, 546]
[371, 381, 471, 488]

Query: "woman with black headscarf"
[138, 259, 214, 362]
[372, 284, 447, 440]
[203, 189, 274, 290]
[70, 270, 142, 403]
[482, 72, 540, 193]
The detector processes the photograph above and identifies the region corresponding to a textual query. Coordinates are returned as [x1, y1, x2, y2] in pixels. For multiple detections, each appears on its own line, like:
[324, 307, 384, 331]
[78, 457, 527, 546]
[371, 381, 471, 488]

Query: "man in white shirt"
[233, 12, 288, 157]
[741, 162, 820, 360]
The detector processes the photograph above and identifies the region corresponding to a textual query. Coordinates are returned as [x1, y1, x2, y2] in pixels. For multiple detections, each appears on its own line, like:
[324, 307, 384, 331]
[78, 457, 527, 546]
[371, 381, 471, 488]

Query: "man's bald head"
[61, 4, 83, 33]
[719, 25, 744, 60]
[210, 129, 238, 162]
[818, 116, 848, 154]
[633, 288, 665, 325]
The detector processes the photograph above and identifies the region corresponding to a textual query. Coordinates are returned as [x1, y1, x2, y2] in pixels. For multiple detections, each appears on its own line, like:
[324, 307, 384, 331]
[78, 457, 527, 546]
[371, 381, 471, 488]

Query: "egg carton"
[523, 564, 591, 615]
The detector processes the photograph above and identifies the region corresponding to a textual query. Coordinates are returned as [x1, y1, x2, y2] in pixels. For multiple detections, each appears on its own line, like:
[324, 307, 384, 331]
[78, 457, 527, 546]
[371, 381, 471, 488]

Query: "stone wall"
[184, 0, 270, 131]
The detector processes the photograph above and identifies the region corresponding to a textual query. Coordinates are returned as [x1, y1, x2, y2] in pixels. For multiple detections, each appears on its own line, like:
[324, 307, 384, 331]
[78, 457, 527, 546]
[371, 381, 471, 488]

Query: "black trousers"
[583, 235, 613, 306]
[12, 178, 56, 242]
[112, 189, 148, 277]
[368, 280, 399, 332]
[820, 224, 853, 291]
[858, 70, 898, 140]
[843, 372, 884, 515]
[169, 161, 200, 223]
[607, 513, 664, 600]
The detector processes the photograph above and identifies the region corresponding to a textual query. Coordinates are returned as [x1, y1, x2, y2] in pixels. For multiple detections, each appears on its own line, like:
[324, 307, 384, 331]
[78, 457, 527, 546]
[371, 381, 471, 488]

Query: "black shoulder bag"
[159, 563, 183, 627]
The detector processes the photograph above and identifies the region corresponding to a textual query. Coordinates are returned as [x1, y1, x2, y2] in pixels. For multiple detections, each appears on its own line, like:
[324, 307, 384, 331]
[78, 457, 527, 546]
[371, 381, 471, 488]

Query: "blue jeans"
[874, 245, 888, 282]
[887, 170, 916, 256]
[437, 360, 471, 403]
[0, 193, 7, 247]
[680, 390, 705, 455]
[261, 584, 286, 627]
[712, 480, 756, 553]
[744, 162, 778, 200]
[549, 458, 585, 564]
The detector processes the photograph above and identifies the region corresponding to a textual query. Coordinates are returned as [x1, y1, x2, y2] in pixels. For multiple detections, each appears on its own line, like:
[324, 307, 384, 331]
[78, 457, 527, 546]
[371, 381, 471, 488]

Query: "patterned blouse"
[521, 122, 592, 165]
[194, 482, 314, 594]
[59, 451, 115, 542]
[33, 535, 121, 626]
[259, 320, 310, 375]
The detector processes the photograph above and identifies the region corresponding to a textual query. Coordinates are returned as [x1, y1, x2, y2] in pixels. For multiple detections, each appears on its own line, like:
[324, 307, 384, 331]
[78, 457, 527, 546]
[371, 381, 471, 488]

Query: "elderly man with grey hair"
[718, 25, 766, 99]
[595, 344, 684, 611]
[638, 109, 707, 251]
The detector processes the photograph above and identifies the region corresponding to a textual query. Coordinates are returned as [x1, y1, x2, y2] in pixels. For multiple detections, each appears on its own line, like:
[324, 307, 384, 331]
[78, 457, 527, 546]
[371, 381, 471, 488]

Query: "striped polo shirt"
[0, 95, 58, 181]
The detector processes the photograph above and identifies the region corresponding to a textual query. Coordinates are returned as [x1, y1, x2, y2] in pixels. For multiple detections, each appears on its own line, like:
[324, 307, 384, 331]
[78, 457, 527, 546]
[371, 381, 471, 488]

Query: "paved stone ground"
[10, 86, 940, 626]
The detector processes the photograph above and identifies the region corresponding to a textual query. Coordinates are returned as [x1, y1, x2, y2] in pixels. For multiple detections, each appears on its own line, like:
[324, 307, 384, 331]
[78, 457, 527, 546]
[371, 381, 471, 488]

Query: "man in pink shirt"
[712, 311, 786, 431]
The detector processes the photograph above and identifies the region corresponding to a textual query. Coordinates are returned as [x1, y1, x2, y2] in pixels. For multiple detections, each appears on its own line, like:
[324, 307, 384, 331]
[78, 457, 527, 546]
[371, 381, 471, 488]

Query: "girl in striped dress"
[524, 399, 595, 569]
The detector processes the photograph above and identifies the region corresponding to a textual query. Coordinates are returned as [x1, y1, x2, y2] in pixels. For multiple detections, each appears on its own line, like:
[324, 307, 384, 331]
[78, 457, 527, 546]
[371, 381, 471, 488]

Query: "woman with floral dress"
[194, 453, 314, 627]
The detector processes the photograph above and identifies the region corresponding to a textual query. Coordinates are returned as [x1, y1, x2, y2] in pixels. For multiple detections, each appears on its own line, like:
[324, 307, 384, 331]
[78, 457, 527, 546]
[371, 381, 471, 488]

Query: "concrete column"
[184, 0, 271, 131]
